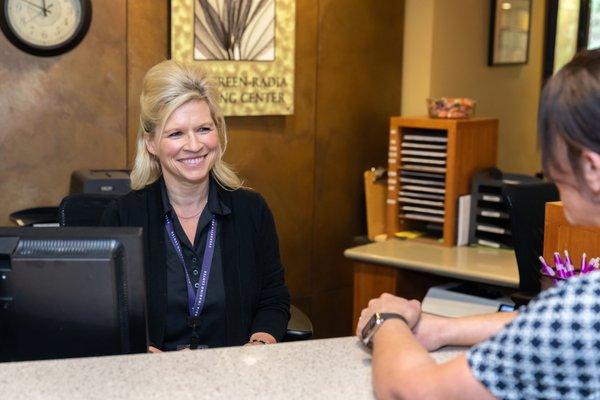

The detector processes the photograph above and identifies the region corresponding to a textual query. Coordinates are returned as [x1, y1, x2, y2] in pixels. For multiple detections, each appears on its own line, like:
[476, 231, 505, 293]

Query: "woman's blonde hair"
[130, 59, 243, 191]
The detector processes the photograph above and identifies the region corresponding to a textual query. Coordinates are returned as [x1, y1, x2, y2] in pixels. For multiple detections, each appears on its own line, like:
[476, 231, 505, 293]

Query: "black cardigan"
[101, 178, 291, 348]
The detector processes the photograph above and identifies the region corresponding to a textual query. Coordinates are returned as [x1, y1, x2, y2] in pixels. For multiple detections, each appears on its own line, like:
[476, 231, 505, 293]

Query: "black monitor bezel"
[0, 227, 148, 361]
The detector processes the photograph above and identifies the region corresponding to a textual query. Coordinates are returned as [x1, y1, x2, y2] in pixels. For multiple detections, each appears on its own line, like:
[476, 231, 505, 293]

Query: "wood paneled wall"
[1, 0, 404, 338]
[0, 0, 127, 225]
[543, 202, 600, 268]
[126, 1, 170, 164]
[311, 0, 404, 336]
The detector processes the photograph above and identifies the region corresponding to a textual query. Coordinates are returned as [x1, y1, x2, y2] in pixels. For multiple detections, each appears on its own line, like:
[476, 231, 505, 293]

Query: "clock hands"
[19, 0, 44, 12]
[40, 0, 53, 16]
[17, 0, 52, 16]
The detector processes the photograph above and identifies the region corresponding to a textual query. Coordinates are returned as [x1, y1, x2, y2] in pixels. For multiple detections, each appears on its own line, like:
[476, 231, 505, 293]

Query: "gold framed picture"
[171, 0, 296, 116]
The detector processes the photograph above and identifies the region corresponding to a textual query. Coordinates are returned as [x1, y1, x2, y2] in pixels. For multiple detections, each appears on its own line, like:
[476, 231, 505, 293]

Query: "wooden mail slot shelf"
[386, 117, 498, 246]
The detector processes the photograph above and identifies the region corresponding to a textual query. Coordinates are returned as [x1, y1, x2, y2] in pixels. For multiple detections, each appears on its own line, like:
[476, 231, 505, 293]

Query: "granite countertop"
[0, 336, 464, 399]
[345, 239, 519, 288]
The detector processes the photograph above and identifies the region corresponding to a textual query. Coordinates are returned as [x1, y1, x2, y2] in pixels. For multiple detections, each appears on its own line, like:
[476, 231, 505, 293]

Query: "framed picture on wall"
[193, 0, 276, 61]
[488, 0, 533, 65]
[170, 0, 296, 116]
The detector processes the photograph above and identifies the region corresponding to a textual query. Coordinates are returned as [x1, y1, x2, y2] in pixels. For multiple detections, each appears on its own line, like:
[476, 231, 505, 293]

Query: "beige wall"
[402, 0, 545, 175]
[401, 0, 434, 116]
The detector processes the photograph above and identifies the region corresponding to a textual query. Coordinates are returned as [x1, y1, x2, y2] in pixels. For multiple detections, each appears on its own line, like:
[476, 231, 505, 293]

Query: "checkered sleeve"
[466, 273, 600, 400]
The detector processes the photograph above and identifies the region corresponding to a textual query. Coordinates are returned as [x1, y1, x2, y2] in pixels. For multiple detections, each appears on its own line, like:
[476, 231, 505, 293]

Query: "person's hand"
[244, 340, 266, 346]
[245, 332, 276, 346]
[411, 313, 448, 351]
[356, 293, 422, 338]
[148, 346, 162, 353]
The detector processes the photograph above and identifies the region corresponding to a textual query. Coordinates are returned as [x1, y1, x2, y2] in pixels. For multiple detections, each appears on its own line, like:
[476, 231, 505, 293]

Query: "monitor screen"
[0, 227, 147, 362]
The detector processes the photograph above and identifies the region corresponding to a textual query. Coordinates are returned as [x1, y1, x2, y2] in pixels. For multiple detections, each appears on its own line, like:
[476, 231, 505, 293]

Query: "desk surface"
[0, 337, 464, 399]
[345, 240, 519, 288]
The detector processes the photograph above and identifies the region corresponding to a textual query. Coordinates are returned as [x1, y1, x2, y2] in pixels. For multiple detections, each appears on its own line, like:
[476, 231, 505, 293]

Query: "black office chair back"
[59, 193, 119, 227]
[503, 182, 559, 293]
[284, 305, 313, 341]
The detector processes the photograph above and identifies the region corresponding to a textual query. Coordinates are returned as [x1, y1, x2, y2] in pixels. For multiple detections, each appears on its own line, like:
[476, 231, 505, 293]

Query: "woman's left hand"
[355, 293, 422, 338]
[245, 341, 266, 346]
[245, 332, 276, 346]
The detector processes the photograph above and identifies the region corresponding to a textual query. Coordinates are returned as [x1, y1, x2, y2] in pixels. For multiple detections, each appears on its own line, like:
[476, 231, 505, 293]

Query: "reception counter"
[0, 337, 464, 399]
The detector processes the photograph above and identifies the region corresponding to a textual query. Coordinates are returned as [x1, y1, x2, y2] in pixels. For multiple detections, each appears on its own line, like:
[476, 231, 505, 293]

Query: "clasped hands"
[355, 292, 446, 351]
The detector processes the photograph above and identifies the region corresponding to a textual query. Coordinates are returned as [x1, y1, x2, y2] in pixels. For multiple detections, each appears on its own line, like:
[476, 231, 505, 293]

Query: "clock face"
[0, 0, 91, 56]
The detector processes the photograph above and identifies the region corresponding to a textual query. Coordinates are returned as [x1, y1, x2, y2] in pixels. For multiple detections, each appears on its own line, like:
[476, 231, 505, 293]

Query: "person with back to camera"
[102, 60, 290, 352]
[357, 48, 600, 399]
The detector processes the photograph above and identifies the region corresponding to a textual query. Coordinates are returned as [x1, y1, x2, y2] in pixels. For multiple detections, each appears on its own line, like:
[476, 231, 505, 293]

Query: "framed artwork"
[542, 0, 600, 82]
[171, 0, 295, 116]
[488, 0, 532, 65]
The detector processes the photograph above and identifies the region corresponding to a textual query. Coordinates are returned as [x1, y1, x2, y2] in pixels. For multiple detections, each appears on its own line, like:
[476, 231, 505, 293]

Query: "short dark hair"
[538, 48, 600, 177]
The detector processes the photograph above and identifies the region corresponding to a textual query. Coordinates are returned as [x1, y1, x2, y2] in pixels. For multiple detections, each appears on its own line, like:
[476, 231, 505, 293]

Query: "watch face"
[1, 0, 91, 56]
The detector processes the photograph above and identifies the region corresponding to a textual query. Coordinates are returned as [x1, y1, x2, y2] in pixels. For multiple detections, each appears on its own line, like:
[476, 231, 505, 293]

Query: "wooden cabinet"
[543, 201, 600, 265]
[386, 117, 498, 246]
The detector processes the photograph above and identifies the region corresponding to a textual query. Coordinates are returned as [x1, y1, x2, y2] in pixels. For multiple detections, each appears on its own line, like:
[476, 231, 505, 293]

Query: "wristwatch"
[361, 312, 408, 349]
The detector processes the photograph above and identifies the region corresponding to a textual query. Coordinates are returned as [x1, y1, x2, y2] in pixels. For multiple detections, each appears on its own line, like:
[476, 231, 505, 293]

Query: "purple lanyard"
[164, 214, 217, 318]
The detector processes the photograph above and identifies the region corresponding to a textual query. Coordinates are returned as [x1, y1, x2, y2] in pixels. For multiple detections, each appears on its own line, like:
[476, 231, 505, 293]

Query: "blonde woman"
[102, 60, 290, 351]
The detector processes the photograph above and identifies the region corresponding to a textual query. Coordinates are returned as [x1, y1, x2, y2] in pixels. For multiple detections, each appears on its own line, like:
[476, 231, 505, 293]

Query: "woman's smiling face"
[146, 100, 219, 187]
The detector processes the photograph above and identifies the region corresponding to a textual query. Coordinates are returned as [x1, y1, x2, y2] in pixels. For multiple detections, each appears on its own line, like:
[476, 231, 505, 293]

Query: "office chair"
[59, 193, 120, 227]
[502, 182, 559, 307]
[9, 207, 59, 226]
[59, 192, 313, 341]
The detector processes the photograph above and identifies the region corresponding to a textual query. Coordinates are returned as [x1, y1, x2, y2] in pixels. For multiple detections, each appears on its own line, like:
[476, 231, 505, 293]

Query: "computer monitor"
[502, 182, 559, 294]
[0, 227, 147, 362]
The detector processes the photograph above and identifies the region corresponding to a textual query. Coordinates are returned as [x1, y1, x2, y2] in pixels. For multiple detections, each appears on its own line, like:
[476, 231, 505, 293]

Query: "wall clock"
[0, 0, 92, 56]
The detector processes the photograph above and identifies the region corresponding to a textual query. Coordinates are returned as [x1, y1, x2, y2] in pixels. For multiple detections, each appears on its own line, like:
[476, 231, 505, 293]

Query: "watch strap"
[362, 312, 409, 349]
[379, 313, 409, 324]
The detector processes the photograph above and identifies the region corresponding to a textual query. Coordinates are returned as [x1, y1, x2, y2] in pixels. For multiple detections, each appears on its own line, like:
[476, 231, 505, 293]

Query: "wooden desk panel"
[543, 202, 600, 266]
[352, 262, 449, 329]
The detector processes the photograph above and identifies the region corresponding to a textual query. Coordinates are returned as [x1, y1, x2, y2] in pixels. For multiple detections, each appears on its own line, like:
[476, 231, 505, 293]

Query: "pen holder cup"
[540, 272, 569, 291]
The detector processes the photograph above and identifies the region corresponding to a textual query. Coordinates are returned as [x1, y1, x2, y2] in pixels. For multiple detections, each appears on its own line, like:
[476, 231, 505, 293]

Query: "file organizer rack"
[386, 117, 498, 246]
[468, 170, 541, 248]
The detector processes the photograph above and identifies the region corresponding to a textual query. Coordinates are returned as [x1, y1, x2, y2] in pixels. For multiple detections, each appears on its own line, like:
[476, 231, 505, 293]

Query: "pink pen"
[564, 250, 575, 277]
[553, 252, 568, 279]
[583, 255, 598, 274]
[539, 256, 555, 277]
[580, 253, 588, 274]
[584, 259, 595, 274]
[585, 258, 599, 274]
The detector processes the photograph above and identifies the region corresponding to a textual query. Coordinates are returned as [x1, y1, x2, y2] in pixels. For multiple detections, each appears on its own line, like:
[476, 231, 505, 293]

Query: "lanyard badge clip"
[188, 316, 201, 349]
[187, 315, 201, 329]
